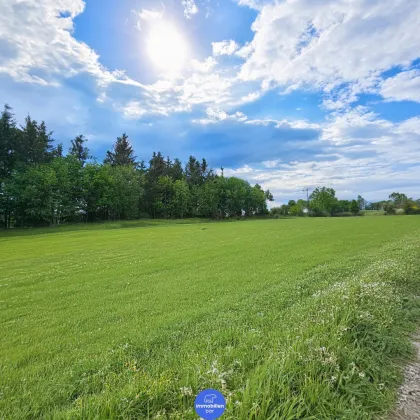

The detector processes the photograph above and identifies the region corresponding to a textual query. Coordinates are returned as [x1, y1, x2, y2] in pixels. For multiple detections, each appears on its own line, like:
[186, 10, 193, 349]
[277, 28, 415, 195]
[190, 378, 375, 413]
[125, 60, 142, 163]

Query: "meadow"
[1, 216, 420, 419]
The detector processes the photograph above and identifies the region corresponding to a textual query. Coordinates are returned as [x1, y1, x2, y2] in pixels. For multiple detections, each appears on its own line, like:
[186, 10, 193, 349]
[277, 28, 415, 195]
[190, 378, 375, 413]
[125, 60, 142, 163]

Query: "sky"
[1, 0, 420, 205]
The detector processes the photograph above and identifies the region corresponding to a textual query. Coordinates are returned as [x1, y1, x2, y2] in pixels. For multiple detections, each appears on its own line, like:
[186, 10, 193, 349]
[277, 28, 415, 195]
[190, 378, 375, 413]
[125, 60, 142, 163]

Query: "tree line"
[270, 187, 420, 217]
[365, 192, 420, 215]
[0, 104, 273, 228]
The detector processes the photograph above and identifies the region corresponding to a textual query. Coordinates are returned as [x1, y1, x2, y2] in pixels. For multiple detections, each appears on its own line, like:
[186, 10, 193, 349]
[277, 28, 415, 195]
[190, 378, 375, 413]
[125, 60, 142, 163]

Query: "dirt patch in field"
[393, 338, 420, 419]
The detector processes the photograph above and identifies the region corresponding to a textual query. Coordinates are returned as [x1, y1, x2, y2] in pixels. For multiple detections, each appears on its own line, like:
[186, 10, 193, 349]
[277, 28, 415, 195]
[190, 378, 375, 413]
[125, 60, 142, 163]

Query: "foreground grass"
[1, 217, 420, 419]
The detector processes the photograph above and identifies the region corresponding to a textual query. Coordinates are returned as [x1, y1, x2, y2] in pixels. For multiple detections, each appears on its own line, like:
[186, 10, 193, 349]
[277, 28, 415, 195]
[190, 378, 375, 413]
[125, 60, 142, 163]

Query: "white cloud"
[239, 0, 420, 108]
[110, 66, 262, 119]
[121, 97, 190, 119]
[224, 109, 420, 202]
[380, 70, 420, 103]
[181, 0, 198, 19]
[243, 92, 261, 102]
[0, 0, 266, 119]
[179, 72, 234, 106]
[224, 165, 254, 176]
[192, 108, 322, 130]
[236, 43, 254, 59]
[212, 40, 240, 56]
[263, 159, 282, 168]
[193, 108, 248, 124]
[237, 0, 269, 10]
[244, 117, 320, 131]
[190, 57, 217, 73]
[0, 0, 145, 91]
[118, 68, 253, 119]
[138, 9, 162, 22]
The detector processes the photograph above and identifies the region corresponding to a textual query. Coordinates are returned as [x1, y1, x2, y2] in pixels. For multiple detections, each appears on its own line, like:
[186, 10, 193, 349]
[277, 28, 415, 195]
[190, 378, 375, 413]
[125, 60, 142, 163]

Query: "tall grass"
[1, 217, 420, 419]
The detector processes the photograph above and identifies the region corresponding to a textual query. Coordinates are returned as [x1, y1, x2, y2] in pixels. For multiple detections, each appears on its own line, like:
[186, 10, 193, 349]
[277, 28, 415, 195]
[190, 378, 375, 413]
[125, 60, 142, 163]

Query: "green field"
[1, 217, 420, 419]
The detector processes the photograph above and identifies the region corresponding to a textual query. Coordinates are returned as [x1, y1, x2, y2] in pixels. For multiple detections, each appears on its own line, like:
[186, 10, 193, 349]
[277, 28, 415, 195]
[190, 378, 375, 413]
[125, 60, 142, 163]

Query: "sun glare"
[147, 22, 188, 73]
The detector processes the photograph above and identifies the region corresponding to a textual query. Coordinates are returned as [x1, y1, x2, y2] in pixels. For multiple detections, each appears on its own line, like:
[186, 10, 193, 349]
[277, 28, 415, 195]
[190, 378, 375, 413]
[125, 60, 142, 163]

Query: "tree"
[69, 135, 90, 165]
[270, 207, 282, 217]
[172, 180, 190, 218]
[338, 200, 351, 212]
[389, 192, 408, 208]
[82, 163, 115, 222]
[156, 175, 175, 218]
[53, 143, 64, 158]
[249, 184, 268, 215]
[310, 187, 338, 216]
[357, 195, 365, 210]
[104, 133, 136, 166]
[280, 204, 289, 216]
[109, 165, 143, 220]
[7, 156, 81, 226]
[171, 158, 184, 181]
[0, 102, 275, 227]
[403, 200, 420, 215]
[0, 104, 18, 179]
[18, 116, 54, 165]
[36, 121, 54, 162]
[289, 204, 303, 216]
[383, 202, 396, 215]
[197, 179, 220, 218]
[296, 199, 307, 212]
[225, 177, 249, 217]
[0, 105, 19, 228]
[350, 200, 360, 215]
[146, 152, 167, 217]
[185, 156, 202, 186]
[265, 190, 274, 204]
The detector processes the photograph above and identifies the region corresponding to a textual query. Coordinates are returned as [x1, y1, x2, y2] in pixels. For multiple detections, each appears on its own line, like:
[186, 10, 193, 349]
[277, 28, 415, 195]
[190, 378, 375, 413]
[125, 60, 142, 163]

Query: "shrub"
[270, 207, 282, 217]
[383, 202, 396, 215]
[289, 204, 303, 216]
[309, 207, 329, 217]
[332, 212, 355, 217]
[403, 202, 420, 215]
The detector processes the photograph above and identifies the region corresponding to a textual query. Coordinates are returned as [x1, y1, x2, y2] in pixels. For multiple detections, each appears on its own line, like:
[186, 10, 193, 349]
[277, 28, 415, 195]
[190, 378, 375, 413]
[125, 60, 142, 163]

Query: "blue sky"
[1, 0, 420, 204]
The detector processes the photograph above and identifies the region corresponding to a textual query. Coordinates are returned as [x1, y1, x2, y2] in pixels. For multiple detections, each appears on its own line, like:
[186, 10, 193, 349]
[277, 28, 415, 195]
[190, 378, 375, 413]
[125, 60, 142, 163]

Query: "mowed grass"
[1, 217, 420, 419]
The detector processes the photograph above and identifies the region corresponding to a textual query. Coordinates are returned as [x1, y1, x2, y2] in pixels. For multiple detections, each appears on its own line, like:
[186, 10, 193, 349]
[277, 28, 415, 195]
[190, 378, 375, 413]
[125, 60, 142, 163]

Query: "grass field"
[1, 217, 420, 419]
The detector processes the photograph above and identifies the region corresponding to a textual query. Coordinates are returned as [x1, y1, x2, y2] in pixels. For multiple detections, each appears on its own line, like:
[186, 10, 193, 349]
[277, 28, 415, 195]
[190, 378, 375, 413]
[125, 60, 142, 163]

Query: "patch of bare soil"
[393, 339, 420, 419]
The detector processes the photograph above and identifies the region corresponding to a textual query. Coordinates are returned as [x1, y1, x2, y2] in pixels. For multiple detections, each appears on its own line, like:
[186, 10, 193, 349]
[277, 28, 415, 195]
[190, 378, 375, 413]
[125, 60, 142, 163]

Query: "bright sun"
[147, 22, 188, 73]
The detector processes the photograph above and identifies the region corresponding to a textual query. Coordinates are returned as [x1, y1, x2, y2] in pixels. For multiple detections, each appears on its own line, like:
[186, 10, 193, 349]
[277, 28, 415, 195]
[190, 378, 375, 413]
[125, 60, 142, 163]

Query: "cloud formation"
[223, 108, 420, 203]
[0, 0, 145, 91]
[238, 0, 420, 108]
[1, 0, 420, 202]
[181, 0, 198, 19]
[380, 70, 420, 103]
[212, 40, 240, 56]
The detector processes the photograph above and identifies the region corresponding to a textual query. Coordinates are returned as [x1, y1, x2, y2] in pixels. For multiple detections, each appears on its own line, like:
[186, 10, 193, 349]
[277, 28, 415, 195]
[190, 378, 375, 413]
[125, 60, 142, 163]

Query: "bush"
[289, 204, 303, 216]
[270, 207, 283, 217]
[309, 207, 329, 217]
[403, 202, 420, 215]
[332, 212, 356, 217]
[383, 203, 396, 215]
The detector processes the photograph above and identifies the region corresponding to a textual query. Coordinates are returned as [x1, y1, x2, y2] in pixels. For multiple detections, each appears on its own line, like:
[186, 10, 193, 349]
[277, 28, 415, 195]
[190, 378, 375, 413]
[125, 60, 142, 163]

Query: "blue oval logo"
[194, 389, 226, 419]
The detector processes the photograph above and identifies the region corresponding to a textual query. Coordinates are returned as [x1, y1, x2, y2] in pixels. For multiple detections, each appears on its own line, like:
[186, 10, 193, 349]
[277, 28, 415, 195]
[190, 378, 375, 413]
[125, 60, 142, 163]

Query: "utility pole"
[302, 188, 310, 210]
